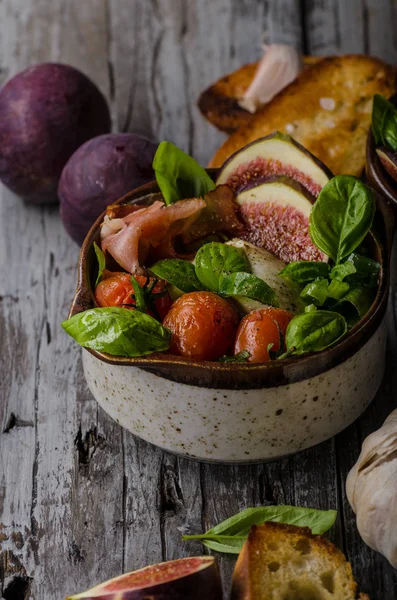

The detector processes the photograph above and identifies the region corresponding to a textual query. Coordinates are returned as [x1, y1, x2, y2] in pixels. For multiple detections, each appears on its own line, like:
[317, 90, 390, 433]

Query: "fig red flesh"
[376, 146, 397, 183]
[68, 556, 222, 600]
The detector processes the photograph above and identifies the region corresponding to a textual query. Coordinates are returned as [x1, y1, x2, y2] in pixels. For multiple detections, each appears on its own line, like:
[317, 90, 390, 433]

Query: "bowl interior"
[69, 180, 391, 390]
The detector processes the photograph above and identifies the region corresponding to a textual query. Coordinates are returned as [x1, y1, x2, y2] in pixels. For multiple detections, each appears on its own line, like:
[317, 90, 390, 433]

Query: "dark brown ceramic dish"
[69, 178, 393, 390]
[366, 93, 397, 207]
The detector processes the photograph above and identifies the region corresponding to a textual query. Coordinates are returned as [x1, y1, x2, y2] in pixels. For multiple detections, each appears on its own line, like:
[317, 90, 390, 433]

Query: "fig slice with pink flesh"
[236, 176, 327, 264]
[376, 146, 397, 183]
[216, 131, 332, 197]
[66, 556, 222, 600]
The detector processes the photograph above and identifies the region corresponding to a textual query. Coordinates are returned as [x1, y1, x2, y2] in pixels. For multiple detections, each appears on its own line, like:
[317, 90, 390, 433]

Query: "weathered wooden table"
[1, 1, 397, 598]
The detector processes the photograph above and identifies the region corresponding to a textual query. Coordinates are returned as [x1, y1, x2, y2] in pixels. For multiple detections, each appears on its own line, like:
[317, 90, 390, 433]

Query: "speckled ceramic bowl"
[69, 180, 393, 463]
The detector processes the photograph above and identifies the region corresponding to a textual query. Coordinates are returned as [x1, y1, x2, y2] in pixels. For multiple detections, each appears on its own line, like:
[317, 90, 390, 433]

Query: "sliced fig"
[216, 131, 332, 197]
[226, 239, 302, 314]
[376, 146, 397, 183]
[235, 176, 326, 263]
[67, 556, 222, 600]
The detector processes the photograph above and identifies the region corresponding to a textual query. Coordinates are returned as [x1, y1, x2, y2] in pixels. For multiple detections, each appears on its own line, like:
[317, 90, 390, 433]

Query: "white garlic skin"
[346, 409, 397, 568]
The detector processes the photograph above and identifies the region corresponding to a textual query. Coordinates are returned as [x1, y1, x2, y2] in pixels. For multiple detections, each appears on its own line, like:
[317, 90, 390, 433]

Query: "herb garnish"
[372, 94, 397, 152]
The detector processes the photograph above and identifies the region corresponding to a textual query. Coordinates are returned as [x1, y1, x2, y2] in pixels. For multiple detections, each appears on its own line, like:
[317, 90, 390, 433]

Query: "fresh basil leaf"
[219, 272, 278, 307]
[149, 259, 203, 293]
[285, 310, 347, 355]
[130, 275, 147, 312]
[309, 176, 376, 264]
[279, 261, 331, 284]
[61, 307, 171, 357]
[300, 279, 329, 307]
[218, 350, 251, 363]
[304, 304, 318, 313]
[334, 285, 376, 324]
[330, 261, 356, 282]
[195, 242, 251, 292]
[93, 242, 106, 286]
[153, 141, 215, 205]
[372, 94, 397, 151]
[182, 505, 337, 555]
[326, 279, 350, 301]
[345, 253, 381, 287]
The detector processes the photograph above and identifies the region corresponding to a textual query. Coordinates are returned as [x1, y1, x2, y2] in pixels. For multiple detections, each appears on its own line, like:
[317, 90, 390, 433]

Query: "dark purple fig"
[66, 556, 222, 600]
[235, 176, 326, 263]
[0, 63, 111, 204]
[376, 146, 397, 183]
[216, 131, 332, 197]
[58, 133, 158, 245]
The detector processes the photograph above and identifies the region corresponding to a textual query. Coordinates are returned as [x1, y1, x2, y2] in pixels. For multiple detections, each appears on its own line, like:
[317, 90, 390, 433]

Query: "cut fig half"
[236, 176, 327, 264]
[216, 131, 332, 197]
[376, 146, 397, 183]
[67, 556, 222, 600]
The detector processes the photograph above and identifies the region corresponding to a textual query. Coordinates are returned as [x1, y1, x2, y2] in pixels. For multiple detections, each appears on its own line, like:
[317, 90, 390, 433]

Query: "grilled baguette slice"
[231, 522, 369, 600]
[209, 55, 397, 176]
[198, 57, 322, 134]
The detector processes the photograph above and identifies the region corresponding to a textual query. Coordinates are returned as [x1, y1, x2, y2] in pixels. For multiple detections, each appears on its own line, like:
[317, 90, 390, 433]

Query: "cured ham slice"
[101, 199, 205, 274]
[100, 186, 243, 274]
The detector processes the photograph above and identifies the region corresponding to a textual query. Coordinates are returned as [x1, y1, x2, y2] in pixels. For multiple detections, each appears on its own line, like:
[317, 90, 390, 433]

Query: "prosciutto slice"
[101, 199, 205, 274]
[100, 185, 243, 274]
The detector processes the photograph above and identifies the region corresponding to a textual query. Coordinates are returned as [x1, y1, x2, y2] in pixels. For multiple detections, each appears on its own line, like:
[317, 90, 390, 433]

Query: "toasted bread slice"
[231, 522, 369, 600]
[198, 57, 322, 134]
[209, 55, 397, 176]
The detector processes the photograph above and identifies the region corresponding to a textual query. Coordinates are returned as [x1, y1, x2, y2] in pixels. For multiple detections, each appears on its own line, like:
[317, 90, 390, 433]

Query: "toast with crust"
[198, 57, 323, 134]
[209, 55, 397, 176]
[231, 522, 369, 600]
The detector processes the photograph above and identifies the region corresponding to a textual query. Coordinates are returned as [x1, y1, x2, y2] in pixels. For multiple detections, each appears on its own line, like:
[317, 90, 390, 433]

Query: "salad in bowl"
[63, 133, 391, 462]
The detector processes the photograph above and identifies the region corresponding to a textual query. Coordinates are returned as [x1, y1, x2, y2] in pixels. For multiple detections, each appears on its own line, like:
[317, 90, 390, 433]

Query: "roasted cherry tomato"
[95, 272, 172, 320]
[234, 307, 294, 362]
[163, 291, 239, 361]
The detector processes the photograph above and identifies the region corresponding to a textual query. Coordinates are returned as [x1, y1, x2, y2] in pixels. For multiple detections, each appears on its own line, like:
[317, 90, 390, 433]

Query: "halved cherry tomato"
[163, 291, 239, 361]
[95, 272, 172, 320]
[234, 307, 294, 362]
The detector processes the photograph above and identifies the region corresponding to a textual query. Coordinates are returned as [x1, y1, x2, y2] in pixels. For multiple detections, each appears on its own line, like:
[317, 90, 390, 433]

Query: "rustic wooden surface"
[1, 1, 397, 598]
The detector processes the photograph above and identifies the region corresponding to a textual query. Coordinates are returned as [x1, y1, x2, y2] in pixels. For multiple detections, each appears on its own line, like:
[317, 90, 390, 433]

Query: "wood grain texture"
[1, 2, 397, 599]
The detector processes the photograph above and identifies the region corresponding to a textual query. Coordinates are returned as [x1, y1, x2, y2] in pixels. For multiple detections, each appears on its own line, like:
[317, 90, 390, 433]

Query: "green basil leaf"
[279, 261, 331, 284]
[219, 272, 278, 307]
[93, 242, 106, 286]
[300, 279, 329, 307]
[218, 350, 251, 363]
[330, 261, 356, 282]
[61, 307, 171, 357]
[149, 259, 203, 293]
[195, 242, 251, 292]
[182, 505, 337, 554]
[334, 285, 376, 324]
[309, 176, 376, 264]
[345, 253, 381, 287]
[304, 304, 318, 313]
[326, 279, 350, 301]
[153, 141, 215, 205]
[285, 310, 347, 354]
[130, 275, 147, 312]
[372, 94, 397, 151]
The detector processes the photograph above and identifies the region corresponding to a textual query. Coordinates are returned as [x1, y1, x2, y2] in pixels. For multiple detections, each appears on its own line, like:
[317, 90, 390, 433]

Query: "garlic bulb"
[238, 44, 302, 113]
[346, 409, 397, 568]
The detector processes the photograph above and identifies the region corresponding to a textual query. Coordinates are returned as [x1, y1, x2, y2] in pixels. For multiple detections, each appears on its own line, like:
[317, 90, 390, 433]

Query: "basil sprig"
[279, 260, 331, 283]
[151, 242, 279, 307]
[309, 176, 375, 264]
[182, 505, 337, 554]
[62, 307, 171, 357]
[218, 350, 251, 363]
[283, 310, 347, 356]
[93, 242, 106, 286]
[372, 94, 397, 151]
[153, 141, 215, 205]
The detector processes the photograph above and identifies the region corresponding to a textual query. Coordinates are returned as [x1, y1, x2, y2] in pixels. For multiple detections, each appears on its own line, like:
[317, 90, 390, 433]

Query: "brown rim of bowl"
[68, 178, 393, 390]
[366, 93, 397, 207]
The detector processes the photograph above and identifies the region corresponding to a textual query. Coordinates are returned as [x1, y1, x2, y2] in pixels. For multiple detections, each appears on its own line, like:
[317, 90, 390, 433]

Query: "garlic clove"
[346, 409, 397, 568]
[238, 44, 303, 113]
